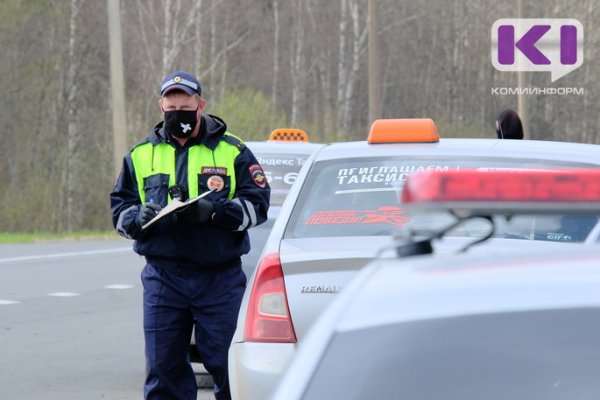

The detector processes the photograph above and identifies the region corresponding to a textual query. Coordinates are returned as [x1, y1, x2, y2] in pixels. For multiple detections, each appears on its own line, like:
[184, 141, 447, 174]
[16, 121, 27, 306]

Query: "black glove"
[137, 202, 162, 227]
[185, 198, 215, 224]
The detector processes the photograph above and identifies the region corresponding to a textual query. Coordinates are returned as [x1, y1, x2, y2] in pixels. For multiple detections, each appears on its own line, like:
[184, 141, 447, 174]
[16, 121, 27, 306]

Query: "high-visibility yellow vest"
[130, 133, 242, 204]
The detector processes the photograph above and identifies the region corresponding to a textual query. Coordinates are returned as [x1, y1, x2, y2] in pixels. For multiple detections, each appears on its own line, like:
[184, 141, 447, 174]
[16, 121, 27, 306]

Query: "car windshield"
[301, 308, 600, 400]
[285, 157, 599, 242]
[254, 152, 309, 207]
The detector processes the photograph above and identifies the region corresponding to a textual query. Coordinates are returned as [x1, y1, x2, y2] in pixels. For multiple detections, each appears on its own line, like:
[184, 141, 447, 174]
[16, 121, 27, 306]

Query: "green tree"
[208, 87, 288, 141]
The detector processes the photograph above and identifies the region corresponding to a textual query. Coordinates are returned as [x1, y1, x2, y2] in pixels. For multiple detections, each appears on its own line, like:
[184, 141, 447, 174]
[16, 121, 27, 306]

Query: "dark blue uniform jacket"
[110, 114, 270, 272]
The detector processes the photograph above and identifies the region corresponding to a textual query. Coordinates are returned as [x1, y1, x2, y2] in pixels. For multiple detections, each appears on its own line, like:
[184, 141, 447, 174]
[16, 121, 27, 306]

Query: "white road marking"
[0, 300, 20, 305]
[48, 292, 80, 297]
[0, 247, 131, 264]
[105, 284, 134, 290]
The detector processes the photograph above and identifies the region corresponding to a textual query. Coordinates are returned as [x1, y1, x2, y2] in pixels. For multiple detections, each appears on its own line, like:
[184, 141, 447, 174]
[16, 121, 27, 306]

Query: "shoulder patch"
[223, 133, 246, 152]
[249, 164, 267, 188]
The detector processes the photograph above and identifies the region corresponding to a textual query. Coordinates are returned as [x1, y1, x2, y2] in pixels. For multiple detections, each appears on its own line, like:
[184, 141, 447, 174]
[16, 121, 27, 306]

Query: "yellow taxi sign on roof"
[269, 128, 309, 142]
[367, 118, 440, 144]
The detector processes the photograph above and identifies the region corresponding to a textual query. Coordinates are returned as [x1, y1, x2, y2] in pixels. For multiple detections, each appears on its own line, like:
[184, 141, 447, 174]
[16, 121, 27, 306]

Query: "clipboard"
[141, 189, 214, 230]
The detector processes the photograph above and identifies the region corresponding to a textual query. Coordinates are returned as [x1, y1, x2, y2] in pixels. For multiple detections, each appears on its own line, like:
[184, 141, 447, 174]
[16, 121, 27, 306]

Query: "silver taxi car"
[271, 169, 600, 400]
[191, 129, 322, 380]
[242, 129, 324, 276]
[229, 119, 600, 400]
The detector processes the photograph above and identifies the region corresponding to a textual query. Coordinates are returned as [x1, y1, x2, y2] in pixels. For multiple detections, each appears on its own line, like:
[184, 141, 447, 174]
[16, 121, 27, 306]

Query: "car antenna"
[392, 215, 496, 258]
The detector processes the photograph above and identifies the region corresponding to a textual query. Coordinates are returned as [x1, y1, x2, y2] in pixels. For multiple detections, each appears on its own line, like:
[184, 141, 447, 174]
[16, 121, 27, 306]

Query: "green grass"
[0, 230, 119, 244]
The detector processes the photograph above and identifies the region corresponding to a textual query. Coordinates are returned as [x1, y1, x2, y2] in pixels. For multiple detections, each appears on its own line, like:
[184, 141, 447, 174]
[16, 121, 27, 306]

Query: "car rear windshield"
[284, 157, 599, 242]
[301, 308, 600, 400]
[254, 153, 309, 207]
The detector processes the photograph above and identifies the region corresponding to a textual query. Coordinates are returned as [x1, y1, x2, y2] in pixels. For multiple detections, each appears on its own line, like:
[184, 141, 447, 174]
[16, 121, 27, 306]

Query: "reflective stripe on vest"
[131, 133, 241, 204]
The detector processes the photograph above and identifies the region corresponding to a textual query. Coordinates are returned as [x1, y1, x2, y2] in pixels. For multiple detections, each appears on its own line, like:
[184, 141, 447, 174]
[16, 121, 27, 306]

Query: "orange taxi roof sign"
[269, 128, 309, 142]
[367, 118, 440, 143]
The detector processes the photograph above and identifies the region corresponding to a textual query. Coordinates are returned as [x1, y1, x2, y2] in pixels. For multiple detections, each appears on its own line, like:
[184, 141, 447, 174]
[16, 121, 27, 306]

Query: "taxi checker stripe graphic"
[272, 132, 303, 141]
[269, 128, 309, 142]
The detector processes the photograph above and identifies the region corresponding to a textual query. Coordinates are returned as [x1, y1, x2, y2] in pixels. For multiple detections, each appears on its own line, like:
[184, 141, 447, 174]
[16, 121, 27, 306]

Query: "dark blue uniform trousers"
[141, 263, 246, 400]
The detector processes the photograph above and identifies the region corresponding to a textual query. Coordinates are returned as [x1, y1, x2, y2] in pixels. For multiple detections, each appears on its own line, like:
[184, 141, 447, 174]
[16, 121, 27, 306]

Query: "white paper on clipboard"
[141, 189, 214, 230]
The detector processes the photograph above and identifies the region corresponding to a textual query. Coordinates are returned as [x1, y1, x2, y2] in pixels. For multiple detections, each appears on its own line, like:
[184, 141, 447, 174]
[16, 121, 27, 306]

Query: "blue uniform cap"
[161, 70, 202, 97]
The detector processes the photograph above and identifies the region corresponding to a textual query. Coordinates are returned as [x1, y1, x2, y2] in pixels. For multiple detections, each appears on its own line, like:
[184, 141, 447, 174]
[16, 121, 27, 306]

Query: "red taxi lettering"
[305, 207, 410, 228]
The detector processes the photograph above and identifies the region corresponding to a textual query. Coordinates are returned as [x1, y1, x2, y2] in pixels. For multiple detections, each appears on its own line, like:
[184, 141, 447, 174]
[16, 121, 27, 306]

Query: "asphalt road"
[0, 239, 213, 400]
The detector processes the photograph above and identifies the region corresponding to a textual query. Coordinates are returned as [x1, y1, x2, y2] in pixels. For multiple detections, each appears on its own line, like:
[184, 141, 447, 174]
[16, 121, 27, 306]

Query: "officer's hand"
[137, 202, 162, 227]
[191, 198, 215, 224]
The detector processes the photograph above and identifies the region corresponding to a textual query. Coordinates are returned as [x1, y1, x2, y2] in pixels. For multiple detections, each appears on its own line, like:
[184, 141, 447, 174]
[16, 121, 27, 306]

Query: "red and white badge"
[249, 164, 267, 188]
[207, 175, 225, 192]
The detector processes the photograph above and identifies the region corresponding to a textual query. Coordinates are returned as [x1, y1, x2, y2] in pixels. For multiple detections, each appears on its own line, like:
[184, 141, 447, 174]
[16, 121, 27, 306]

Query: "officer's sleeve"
[212, 147, 270, 231]
[109, 154, 175, 240]
[110, 154, 144, 239]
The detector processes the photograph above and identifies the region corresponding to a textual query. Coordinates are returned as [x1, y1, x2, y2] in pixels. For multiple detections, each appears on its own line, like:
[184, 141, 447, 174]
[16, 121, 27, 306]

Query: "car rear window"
[284, 157, 599, 242]
[301, 308, 600, 400]
[254, 153, 309, 207]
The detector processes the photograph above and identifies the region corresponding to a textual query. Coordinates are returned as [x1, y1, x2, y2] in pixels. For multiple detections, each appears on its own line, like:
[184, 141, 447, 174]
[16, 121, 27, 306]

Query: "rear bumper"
[229, 342, 296, 400]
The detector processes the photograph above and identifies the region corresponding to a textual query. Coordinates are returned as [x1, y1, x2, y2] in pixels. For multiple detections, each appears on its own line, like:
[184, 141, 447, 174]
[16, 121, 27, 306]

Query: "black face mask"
[164, 109, 198, 139]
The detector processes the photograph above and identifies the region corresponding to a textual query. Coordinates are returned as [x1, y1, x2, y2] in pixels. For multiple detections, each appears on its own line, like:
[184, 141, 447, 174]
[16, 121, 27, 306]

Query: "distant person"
[496, 109, 524, 139]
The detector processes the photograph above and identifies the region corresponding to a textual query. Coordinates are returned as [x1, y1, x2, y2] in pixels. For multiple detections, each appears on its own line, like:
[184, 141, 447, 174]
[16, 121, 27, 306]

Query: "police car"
[229, 119, 600, 400]
[270, 169, 600, 400]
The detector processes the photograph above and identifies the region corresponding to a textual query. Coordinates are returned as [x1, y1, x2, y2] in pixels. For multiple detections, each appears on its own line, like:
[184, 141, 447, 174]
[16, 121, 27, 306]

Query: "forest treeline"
[0, 0, 598, 232]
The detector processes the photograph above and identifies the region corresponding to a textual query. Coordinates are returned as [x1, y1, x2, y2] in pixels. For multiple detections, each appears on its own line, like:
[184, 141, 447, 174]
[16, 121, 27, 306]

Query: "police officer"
[110, 70, 270, 400]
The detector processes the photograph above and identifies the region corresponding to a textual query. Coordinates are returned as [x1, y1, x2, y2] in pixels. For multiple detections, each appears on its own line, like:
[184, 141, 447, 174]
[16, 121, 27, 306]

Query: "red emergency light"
[401, 169, 600, 215]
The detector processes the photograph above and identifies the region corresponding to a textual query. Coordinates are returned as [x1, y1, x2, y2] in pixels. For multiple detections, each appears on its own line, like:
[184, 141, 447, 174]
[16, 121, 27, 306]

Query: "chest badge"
[207, 175, 225, 192]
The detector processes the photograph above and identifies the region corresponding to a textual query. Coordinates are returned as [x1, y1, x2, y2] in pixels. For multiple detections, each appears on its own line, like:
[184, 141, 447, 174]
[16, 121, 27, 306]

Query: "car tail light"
[244, 252, 297, 343]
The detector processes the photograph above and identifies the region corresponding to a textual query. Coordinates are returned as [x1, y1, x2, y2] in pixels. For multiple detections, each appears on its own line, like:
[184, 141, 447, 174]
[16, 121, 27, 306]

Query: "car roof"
[310, 138, 600, 165]
[271, 138, 600, 247]
[245, 140, 324, 156]
[336, 246, 600, 332]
